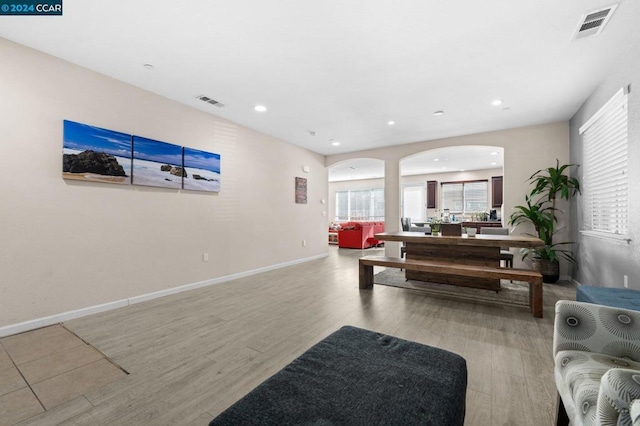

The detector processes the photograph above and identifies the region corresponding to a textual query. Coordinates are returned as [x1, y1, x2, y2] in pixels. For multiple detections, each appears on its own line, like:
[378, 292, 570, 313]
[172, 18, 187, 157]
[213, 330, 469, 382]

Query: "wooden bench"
[359, 256, 544, 318]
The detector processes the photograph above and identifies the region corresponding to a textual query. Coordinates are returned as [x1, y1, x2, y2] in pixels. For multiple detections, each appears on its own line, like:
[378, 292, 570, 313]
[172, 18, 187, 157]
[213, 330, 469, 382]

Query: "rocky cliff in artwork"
[63, 150, 127, 176]
[193, 174, 214, 181]
[159, 164, 187, 177]
[169, 166, 187, 177]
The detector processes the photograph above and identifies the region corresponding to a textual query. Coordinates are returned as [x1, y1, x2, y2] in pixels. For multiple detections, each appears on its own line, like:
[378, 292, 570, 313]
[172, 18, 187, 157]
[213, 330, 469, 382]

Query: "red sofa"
[337, 221, 385, 249]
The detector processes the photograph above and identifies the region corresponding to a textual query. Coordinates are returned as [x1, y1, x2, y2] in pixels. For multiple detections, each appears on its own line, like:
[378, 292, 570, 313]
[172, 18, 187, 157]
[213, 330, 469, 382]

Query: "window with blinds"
[579, 87, 629, 239]
[441, 180, 488, 214]
[442, 183, 463, 212]
[335, 189, 384, 221]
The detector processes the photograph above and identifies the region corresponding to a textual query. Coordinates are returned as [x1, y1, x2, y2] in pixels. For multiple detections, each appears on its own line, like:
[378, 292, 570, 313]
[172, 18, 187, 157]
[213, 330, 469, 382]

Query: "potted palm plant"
[509, 160, 581, 283]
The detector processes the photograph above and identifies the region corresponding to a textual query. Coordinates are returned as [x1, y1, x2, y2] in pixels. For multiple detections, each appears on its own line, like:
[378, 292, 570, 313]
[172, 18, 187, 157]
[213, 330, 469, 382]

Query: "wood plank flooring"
[10, 246, 574, 425]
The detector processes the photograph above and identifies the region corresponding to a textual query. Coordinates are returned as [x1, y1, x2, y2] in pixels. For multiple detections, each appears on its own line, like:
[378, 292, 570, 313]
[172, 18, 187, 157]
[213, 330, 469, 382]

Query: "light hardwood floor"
[13, 246, 574, 425]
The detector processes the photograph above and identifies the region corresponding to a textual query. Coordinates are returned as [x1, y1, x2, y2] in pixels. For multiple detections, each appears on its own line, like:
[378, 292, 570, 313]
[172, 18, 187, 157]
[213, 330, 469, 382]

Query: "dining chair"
[400, 218, 411, 258]
[479, 227, 514, 268]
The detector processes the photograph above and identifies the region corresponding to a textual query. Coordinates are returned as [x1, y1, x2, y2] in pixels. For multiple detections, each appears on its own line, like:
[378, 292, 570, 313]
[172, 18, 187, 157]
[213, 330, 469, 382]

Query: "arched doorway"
[327, 158, 385, 223]
[400, 146, 504, 225]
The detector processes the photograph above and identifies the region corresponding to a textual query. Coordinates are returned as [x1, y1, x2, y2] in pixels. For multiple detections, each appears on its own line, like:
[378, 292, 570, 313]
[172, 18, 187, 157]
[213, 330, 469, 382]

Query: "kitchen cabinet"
[492, 176, 503, 208]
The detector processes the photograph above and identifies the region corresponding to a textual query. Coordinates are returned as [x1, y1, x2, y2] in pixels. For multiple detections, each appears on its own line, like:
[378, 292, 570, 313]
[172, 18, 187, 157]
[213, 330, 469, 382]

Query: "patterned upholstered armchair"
[554, 300, 640, 426]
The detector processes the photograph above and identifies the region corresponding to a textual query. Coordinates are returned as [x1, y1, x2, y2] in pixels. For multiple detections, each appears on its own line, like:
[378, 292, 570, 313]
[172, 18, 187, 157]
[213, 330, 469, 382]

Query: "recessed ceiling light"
[491, 162, 497, 165]
[388, 120, 395, 125]
[492, 99, 503, 106]
[254, 105, 267, 112]
[434, 110, 444, 116]
[433, 158, 440, 162]
[143, 64, 155, 70]
[490, 151, 499, 155]
[331, 141, 340, 146]
[460, 169, 466, 172]
[308, 130, 317, 136]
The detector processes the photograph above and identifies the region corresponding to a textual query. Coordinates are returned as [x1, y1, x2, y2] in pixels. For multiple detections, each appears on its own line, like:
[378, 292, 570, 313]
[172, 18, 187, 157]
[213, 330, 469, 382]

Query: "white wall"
[0, 38, 328, 329]
[326, 123, 571, 274]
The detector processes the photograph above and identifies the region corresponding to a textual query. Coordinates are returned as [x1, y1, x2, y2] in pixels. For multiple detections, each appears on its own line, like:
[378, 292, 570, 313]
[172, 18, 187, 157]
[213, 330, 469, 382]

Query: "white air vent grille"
[196, 95, 225, 107]
[573, 4, 617, 40]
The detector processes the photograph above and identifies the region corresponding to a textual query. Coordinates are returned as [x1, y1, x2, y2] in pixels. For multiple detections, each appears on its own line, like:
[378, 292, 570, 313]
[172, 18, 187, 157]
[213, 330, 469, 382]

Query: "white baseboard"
[0, 253, 328, 338]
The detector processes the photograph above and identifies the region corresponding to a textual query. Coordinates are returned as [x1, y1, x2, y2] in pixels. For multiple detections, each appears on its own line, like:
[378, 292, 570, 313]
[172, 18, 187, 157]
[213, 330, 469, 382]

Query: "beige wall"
[0, 38, 328, 329]
[326, 122, 571, 274]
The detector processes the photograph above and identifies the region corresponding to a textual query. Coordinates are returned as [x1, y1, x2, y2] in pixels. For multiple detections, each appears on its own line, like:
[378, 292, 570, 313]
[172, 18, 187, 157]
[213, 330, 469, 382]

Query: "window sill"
[580, 230, 631, 244]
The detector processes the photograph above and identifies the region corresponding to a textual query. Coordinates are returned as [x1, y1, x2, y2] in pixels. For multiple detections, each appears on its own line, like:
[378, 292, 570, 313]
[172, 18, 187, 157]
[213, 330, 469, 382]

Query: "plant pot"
[532, 258, 560, 283]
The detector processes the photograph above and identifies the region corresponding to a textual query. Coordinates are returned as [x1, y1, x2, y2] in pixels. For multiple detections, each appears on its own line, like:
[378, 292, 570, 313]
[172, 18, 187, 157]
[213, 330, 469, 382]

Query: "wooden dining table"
[374, 232, 544, 291]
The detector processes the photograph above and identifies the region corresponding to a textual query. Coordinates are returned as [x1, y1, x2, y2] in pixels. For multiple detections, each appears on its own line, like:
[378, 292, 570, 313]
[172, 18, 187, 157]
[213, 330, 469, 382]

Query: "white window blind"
[464, 181, 488, 212]
[579, 88, 629, 239]
[335, 189, 385, 221]
[442, 183, 463, 212]
[442, 181, 487, 214]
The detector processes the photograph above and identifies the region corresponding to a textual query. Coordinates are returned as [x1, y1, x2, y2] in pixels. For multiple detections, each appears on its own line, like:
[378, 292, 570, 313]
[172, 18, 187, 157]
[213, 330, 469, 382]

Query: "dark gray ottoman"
[210, 325, 467, 426]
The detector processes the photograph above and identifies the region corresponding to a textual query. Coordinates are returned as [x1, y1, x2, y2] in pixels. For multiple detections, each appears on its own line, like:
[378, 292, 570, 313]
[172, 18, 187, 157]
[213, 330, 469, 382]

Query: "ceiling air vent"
[196, 95, 225, 107]
[573, 4, 618, 40]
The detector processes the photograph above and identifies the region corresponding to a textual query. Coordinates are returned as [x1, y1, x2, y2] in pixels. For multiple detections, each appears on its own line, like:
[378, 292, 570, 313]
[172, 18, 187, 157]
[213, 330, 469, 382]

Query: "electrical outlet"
[203, 253, 209, 262]
[624, 275, 629, 288]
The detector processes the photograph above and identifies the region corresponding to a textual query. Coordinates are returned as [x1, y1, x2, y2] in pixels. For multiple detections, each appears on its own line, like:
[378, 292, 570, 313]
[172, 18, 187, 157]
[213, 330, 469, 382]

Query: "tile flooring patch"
[0, 324, 128, 424]
[19, 344, 104, 384]
[31, 358, 126, 410]
[0, 366, 27, 397]
[0, 387, 44, 426]
[0, 347, 12, 371]
[1, 325, 86, 365]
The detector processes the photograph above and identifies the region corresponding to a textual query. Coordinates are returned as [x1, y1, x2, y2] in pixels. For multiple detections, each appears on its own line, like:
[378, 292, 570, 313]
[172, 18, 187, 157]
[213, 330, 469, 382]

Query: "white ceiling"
[329, 146, 503, 182]
[1, 1, 638, 156]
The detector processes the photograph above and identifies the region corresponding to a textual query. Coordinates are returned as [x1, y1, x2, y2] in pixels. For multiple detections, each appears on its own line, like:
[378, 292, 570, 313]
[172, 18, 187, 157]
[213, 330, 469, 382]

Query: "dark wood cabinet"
[492, 176, 503, 208]
[426, 180, 437, 209]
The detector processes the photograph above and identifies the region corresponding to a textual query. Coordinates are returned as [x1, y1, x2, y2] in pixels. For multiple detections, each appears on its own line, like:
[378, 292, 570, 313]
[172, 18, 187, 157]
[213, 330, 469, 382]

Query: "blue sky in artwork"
[183, 147, 221, 173]
[133, 136, 183, 166]
[63, 120, 131, 157]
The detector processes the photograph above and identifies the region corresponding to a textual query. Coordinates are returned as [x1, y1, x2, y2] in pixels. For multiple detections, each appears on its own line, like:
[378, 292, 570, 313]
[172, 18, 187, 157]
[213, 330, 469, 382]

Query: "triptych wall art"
[62, 120, 221, 192]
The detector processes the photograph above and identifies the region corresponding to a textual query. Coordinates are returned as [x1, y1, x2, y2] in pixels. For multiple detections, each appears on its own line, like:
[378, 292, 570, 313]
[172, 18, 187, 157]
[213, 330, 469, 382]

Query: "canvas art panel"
[62, 120, 132, 184]
[182, 147, 221, 192]
[132, 136, 184, 189]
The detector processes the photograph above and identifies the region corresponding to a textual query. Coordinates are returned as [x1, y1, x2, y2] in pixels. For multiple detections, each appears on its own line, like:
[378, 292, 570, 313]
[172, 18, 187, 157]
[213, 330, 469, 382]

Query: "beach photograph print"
[62, 120, 132, 184]
[182, 147, 221, 192]
[132, 136, 184, 189]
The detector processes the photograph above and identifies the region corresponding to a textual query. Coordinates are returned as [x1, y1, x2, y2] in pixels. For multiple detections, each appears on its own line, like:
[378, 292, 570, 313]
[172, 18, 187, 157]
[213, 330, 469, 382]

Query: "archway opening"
[400, 146, 504, 225]
[328, 158, 385, 223]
